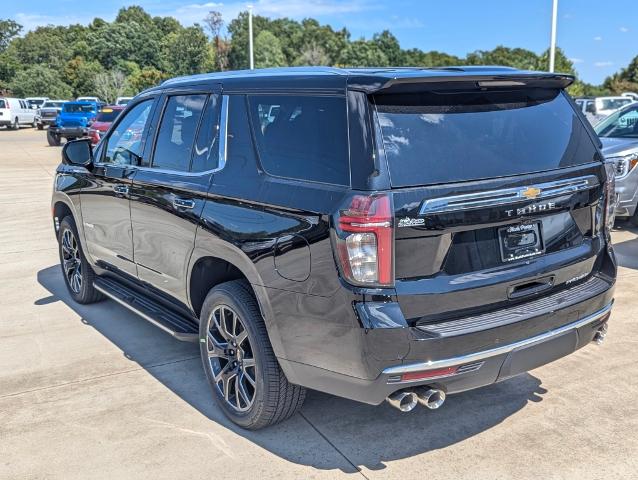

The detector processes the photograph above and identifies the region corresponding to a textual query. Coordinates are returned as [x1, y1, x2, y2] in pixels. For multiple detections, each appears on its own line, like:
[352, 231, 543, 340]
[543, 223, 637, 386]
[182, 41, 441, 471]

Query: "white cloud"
[569, 58, 584, 64]
[594, 61, 614, 67]
[593, 35, 603, 41]
[15, 12, 99, 31]
[620, 26, 630, 32]
[170, 0, 375, 26]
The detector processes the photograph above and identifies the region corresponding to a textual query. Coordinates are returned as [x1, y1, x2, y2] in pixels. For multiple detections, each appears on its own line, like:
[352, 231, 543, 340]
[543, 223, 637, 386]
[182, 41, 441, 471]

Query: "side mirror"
[62, 138, 93, 167]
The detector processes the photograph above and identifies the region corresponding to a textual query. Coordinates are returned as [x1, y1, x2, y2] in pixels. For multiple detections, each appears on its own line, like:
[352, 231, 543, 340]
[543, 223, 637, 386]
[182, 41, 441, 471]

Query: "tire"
[11, 117, 19, 130]
[57, 216, 104, 304]
[32, 118, 38, 128]
[47, 129, 61, 146]
[630, 208, 638, 227]
[199, 280, 306, 430]
[37, 123, 43, 130]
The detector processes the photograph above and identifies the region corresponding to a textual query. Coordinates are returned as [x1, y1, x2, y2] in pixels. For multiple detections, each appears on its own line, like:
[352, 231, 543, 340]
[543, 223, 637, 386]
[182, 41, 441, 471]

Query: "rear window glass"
[248, 95, 349, 185]
[96, 109, 122, 122]
[375, 90, 598, 187]
[0, 99, 5, 109]
[63, 104, 95, 113]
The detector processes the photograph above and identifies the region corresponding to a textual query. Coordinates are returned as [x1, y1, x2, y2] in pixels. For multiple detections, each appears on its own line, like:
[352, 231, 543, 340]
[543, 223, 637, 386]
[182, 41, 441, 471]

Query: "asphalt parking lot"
[1, 127, 638, 480]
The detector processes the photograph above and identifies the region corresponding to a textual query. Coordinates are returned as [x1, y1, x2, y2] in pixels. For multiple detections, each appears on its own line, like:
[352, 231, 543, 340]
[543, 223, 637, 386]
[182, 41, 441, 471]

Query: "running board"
[94, 277, 199, 342]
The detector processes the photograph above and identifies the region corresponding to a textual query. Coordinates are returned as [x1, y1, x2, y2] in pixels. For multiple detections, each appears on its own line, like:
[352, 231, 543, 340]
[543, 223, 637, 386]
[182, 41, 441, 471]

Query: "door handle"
[173, 198, 195, 209]
[113, 185, 129, 195]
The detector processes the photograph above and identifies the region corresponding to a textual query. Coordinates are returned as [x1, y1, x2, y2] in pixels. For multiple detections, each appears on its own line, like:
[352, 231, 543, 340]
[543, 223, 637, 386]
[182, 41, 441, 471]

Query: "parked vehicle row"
[574, 95, 636, 125]
[52, 66, 616, 430]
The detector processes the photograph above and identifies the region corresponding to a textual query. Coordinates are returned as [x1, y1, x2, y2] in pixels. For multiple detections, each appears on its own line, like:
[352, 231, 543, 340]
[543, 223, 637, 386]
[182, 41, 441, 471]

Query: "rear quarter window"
[248, 95, 350, 186]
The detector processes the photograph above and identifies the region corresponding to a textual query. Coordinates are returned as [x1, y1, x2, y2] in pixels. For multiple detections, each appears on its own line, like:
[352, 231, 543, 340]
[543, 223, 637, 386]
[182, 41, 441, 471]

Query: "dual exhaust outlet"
[386, 387, 446, 413]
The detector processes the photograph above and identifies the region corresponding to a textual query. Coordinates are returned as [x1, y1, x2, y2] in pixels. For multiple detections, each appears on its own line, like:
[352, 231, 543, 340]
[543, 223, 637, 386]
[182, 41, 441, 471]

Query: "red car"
[88, 105, 125, 145]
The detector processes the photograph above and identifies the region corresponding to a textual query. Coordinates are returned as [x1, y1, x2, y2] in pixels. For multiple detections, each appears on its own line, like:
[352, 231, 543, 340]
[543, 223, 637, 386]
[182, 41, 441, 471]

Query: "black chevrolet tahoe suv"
[52, 66, 616, 429]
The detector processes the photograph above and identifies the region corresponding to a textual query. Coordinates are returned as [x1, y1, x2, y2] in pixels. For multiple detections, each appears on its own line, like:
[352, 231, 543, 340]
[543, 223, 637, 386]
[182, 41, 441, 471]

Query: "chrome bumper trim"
[383, 301, 613, 377]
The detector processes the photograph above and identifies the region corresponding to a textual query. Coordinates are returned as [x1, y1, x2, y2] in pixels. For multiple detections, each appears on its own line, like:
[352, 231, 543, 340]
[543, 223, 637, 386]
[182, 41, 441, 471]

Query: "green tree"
[254, 31, 286, 68]
[129, 66, 165, 92]
[63, 57, 104, 97]
[0, 19, 22, 52]
[372, 30, 402, 65]
[535, 47, 576, 75]
[12, 27, 70, 70]
[115, 6, 154, 28]
[467, 46, 538, 70]
[89, 21, 162, 70]
[10, 66, 72, 98]
[339, 39, 389, 67]
[165, 25, 210, 75]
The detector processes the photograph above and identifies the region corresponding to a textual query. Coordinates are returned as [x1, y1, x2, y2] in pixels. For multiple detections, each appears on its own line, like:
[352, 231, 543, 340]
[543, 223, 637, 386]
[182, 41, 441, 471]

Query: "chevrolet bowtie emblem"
[521, 187, 541, 200]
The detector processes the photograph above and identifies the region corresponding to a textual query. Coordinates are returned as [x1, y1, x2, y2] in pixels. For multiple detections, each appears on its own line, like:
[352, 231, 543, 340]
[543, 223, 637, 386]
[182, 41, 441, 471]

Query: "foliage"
[254, 31, 286, 68]
[165, 25, 210, 76]
[1, 6, 635, 99]
[0, 19, 21, 52]
[94, 70, 128, 103]
[10, 66, 73, 98]
[339, 39, 389, 67]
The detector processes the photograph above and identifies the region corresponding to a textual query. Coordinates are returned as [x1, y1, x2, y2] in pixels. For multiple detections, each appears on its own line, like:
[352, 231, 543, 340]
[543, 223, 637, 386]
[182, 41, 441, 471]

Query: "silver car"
[595, 102, 638, 224]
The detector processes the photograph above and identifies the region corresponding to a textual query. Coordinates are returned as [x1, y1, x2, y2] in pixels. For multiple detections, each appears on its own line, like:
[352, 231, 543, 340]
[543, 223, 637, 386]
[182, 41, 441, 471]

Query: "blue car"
[47, 101, 98, 146]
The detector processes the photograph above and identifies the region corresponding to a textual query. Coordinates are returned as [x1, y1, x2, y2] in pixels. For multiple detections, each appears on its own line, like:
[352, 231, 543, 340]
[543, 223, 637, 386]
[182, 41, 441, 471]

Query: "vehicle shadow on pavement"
[37, 264, 546, 474]
[611, 223, 638, 270]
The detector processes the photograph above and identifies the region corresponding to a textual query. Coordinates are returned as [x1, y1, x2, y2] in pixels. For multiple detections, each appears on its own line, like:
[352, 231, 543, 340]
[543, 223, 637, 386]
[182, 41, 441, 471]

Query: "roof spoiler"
[347, 72, 575, 94]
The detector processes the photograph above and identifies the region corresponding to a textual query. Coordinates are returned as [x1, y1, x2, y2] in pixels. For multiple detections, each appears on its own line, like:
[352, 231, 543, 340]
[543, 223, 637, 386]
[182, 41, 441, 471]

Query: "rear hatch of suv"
[372, 84, 610, 333]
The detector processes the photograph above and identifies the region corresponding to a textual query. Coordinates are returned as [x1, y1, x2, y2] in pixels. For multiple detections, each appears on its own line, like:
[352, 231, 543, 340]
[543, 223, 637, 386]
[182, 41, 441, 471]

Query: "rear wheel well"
[189, 257, 247, 317]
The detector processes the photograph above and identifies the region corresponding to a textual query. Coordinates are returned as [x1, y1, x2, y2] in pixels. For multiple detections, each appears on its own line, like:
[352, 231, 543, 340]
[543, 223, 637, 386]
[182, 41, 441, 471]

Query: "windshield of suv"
[595, 104, 638, 138]
[63, 103, 95, 113]
[42, 101, 64, 109]
[96, 109, 122, 122]
[375, 89, 598, 187]
[27, 99, 45, 108]
[599, 98, 633, 111]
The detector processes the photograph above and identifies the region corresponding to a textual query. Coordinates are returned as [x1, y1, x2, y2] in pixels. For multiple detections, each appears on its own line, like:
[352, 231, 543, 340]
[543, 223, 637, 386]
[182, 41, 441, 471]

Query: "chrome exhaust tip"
[415, 387, 446, 410]
[593, 323, 608, 345]
[386, 390, 418, 412]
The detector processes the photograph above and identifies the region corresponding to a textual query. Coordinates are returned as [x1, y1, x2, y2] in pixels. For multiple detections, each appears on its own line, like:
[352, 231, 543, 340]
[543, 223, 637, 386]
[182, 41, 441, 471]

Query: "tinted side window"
[152, 94, 206, 171]
[248, 95, 349, 185]
[191, 94, 221, 172]
[104, 99, 153, 165]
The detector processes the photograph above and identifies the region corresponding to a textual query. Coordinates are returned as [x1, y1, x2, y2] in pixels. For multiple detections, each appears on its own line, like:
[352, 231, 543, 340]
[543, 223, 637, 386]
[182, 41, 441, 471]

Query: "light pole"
[248, 5, 254, 70]
[549, 0, 558, 72]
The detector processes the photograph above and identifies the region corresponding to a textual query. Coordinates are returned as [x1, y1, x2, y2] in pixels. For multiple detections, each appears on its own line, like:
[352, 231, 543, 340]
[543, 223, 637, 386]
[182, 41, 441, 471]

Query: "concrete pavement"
[1, 127, 637, 479]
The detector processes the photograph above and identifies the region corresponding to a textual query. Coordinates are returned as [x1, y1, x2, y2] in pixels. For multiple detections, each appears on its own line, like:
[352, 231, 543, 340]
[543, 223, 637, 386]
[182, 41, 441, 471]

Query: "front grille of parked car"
[61, 119, 82, 127]
[42, 111, 57, 117]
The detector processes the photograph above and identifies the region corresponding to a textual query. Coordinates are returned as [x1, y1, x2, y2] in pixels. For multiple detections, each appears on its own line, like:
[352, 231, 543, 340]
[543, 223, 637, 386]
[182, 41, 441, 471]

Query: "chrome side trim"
[383, 301, 613, 377]
[217, 94, 229, 173]
[419, 175, 599, 215]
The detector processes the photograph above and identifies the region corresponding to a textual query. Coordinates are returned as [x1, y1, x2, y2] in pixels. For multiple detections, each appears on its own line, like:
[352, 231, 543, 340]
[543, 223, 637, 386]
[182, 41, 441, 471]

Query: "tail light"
[603, 161, 617, 234]
[334, 193, 394, 287]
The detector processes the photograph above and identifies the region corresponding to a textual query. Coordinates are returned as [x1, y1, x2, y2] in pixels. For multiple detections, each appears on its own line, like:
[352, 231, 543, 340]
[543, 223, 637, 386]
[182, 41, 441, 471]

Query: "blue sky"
[8, 0, 637, 84]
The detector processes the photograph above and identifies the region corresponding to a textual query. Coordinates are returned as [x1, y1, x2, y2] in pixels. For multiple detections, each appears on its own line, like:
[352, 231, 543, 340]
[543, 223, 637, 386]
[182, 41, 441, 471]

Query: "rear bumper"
[280, 300, 613, 405]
